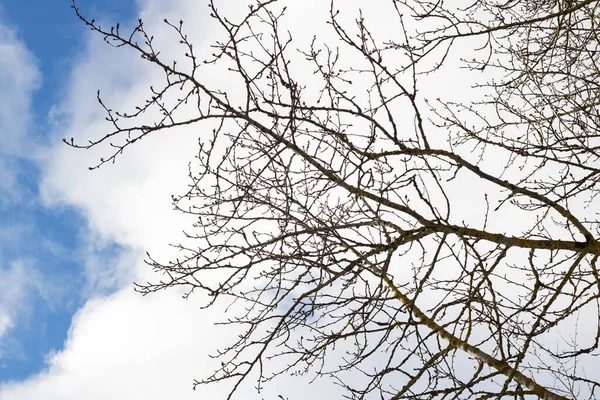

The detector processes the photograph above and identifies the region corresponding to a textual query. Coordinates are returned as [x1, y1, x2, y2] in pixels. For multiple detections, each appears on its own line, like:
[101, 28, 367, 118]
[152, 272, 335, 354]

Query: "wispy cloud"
[0, 23, 39, 206]
[0, 19, 41, 347]
[0, 261, 41, 355]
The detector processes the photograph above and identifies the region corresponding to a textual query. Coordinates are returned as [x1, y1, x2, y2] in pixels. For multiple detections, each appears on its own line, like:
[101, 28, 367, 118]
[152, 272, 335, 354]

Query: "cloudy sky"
[0, 0, 379, 397]
[0, 1, 291, 398]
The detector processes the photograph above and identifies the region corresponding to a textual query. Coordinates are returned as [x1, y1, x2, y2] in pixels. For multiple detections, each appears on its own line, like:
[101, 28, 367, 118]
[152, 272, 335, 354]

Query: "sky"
[0, 0, 136, 382]
[0, 1, 348, 398]
[0, 1, 597, 399]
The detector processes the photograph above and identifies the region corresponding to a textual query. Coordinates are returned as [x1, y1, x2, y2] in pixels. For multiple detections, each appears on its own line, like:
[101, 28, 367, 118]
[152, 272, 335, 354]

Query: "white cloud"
[0, 22, 40, 203]
[0, 287, 341, 399]
[0, 23, 40, 147]
[0, 260, 41, 353]
[0, 289, 227, 398]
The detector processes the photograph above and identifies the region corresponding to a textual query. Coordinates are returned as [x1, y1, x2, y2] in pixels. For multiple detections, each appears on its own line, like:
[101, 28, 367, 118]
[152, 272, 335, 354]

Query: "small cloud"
[0, 312, 13, 341]
[0, 21, 40, 206]
[0, 260, 40, 345]
[0, 23, 40, 153]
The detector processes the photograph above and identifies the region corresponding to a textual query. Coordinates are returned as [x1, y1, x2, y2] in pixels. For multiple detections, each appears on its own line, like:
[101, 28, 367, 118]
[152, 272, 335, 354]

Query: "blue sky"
[1, 1, 137, 120]
[0, 0, 136, 383]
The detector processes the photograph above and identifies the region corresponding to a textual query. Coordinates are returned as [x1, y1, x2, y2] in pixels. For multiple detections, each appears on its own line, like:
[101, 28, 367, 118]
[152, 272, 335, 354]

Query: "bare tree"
[70, 0, 600, 398]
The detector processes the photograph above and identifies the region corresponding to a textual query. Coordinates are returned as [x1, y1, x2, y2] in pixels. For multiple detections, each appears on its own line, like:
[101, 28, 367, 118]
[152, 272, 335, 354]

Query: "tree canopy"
[70, 0, 600, 398]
